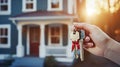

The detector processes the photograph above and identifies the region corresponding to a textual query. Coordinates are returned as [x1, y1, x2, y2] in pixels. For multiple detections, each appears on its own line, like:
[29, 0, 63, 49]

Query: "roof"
[10, 10, 75, 20]
[14, 10, 73, 17]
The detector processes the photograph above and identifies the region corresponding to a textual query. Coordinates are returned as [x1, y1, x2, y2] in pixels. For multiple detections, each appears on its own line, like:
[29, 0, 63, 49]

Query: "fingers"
[84, 42, 94, 48]
[85, 36, 90, 42]
[84, 36, 95, 48]
[73, 23, 98, 34]
[73, 23, 92, 32]
[72, 23, 97, 48]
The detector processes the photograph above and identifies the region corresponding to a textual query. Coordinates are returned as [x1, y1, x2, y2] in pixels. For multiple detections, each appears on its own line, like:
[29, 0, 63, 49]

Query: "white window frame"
[22, 0, 37, 12]
[0, 24, 11, 48]
[0, 0, 11, 15]
[48, 25, 62, 46]
[47, 0, 63, 11]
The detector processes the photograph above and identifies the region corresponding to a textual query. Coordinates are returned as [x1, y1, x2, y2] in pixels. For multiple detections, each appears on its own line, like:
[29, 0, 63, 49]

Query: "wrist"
[103, 38, 113, 58]
[104, 38, 120, 65]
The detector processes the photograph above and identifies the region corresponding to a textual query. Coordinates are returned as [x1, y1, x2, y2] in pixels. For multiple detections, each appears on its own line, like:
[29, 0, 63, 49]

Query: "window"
[51, 27, 60, 43]
[22, 0, 36, 12]
[48, 0, 63, 11]
[49, 25, 62, 46]
[0, 0, 11, 15]
[0, 25, 11, 48]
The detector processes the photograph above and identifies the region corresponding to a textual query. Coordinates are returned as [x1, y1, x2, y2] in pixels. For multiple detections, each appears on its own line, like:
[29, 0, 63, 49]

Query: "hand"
[73, 23, 111, 57]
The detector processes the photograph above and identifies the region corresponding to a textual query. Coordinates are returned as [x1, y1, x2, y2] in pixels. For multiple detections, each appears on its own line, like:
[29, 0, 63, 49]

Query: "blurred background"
[78, 0, 120, 42]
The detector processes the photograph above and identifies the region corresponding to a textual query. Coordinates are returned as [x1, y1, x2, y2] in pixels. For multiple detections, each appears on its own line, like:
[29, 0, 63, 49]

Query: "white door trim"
[26, 26, 30, 55]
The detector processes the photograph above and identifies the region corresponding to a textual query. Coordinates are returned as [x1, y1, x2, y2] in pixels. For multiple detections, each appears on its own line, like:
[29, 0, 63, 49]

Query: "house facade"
[0, 0, 82, 59]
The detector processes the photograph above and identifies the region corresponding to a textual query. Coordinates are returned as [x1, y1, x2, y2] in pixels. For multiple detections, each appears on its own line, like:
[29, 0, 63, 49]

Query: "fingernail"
[85, 36, 90, 42]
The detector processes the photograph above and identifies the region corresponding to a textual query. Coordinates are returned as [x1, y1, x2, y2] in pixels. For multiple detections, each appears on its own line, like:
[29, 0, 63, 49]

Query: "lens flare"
[86, 0, 119, 16]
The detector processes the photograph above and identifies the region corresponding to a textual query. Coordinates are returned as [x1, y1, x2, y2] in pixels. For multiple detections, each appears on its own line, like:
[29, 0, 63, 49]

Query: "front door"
[30, 26, 40, 57]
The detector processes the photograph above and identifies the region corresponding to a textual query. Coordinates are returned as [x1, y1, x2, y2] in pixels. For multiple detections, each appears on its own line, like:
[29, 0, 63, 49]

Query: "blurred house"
[0, 0, 84, 61]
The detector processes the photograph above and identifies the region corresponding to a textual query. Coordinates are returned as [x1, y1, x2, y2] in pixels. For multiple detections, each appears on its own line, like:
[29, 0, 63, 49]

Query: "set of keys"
[70, 29, 85, 61]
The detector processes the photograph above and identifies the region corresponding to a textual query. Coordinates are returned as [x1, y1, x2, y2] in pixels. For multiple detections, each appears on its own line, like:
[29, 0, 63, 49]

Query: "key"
[79, 30, 85, 61]
[70, 30, 80, 59]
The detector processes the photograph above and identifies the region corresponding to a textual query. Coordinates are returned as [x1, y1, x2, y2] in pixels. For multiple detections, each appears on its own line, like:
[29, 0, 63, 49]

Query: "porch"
[9, 11, 75, 58]
[15, 20, 73, 58]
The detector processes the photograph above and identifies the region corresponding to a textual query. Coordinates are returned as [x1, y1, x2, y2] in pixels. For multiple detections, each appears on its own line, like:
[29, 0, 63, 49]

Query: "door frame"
[26, 26, 40, 56]
[26, 26, 30, 55]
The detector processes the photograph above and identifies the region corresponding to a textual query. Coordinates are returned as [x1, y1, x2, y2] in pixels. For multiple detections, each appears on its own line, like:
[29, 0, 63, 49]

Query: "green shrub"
[44, 56, 58, 67]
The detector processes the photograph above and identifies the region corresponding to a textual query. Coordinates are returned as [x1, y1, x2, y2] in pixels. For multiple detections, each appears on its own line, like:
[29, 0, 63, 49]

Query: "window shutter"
[62, 24, 68, 46]
[45, 25, 48, 45]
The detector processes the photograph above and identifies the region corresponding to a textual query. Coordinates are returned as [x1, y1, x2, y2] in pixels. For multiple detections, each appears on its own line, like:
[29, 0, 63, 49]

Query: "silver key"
[79, 30, 85, 61]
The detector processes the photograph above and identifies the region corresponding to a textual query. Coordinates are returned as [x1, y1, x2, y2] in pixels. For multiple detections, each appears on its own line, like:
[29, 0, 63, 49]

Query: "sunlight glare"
[86, 0, 100, 16]
[86, 0, 119, 16]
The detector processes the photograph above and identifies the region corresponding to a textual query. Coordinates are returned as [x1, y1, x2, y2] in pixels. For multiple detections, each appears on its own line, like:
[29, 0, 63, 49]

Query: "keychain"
[70, 30, 80, 59]
[70, 29, 85, 61]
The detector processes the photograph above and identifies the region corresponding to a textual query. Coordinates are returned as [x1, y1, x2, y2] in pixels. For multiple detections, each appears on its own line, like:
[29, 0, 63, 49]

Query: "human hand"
[73, 23, 111, 57]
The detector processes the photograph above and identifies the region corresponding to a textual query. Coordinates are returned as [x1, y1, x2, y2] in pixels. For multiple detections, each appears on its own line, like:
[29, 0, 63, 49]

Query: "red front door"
[30, 26, 40, 57]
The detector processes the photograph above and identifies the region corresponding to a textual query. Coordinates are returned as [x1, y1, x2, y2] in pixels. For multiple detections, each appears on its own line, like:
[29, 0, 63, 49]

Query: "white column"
[16, 25, 24, 57]
[39, 24, 46, 58]
[67, 25, 73, 58]
[68, 0, 73, 14]
[26, 26, 30, 55]
[74, 0, 77, 14]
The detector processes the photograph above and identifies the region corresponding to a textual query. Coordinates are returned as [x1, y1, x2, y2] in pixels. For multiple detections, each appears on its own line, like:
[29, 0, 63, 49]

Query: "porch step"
[56, 57, 74, 62]
[10, 57, 44, 67]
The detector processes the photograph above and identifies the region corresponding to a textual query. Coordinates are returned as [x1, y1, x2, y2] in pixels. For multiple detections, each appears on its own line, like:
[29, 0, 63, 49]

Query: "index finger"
[73, 23, 96, 34]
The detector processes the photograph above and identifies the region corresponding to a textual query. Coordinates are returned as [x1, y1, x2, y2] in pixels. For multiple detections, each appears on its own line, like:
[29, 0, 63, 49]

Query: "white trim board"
[0, 54, 11, 60]
[9, 16, 76, 21]
[56, 58, 73, 62]
[26, 26, 30, 55]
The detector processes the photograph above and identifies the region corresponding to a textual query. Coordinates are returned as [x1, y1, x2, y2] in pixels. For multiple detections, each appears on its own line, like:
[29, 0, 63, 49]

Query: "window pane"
[0, 38, 8, 44]
[51, 37, 59, 43]
[51, 27, 55, 35]
[0, 0, 4, 3]
[4, 28, 8, 36]
[51, 0, 59, 8]
[26, 3, 33, 9]
[1, 5, 8, 11]
[55, 27, 60, 35]
[51, 27, 60, 35]
[5, 0, 7, 3]
[0, 28, 3, 36]
[0, 29, 1, 35]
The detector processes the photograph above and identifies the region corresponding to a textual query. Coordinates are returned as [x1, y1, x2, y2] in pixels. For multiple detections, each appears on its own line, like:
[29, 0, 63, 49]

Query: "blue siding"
[0, 0, 69, 55]
[37, 0, 47, 10]
[0, 0, 22, 54]
[11, 0, 22, 16]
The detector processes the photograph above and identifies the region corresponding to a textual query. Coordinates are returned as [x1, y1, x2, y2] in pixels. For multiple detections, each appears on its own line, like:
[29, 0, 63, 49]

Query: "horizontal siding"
[0, 0, 69, 54]
[37, 0, 47, 11]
